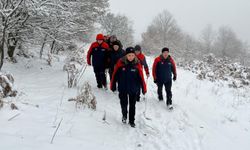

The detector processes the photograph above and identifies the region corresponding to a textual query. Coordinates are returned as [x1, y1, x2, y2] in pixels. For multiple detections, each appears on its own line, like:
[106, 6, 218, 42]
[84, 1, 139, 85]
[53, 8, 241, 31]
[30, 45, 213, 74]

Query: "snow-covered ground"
[1, 53, 250, 150]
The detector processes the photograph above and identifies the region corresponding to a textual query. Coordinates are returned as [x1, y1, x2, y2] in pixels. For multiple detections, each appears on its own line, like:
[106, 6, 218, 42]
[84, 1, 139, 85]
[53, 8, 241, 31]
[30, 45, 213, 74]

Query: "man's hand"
[173, 76, 177, 81]
[154, 79, 157, 84]
[111, 86, 116, 92]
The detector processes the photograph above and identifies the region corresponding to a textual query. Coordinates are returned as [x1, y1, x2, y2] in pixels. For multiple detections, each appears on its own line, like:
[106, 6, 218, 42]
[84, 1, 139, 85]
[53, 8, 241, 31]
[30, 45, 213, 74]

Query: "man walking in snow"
[152, 47, 177, 110]
[87, 34, 109, 89]
[134, 45, 150, 102]
[110, 47, 147, 127]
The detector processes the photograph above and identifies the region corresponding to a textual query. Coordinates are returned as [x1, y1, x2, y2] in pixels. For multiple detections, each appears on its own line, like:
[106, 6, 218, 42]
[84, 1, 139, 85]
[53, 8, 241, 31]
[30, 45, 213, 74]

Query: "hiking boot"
[166, 99, 172, 106]
[97, 84, 102, 88]
[136, 96, 140, 102]
[122, 117, 127, 124]
[158, 95, 163, 101]
[167, 104, 173, 110]
[103, 85, 108, 91]
[129, 122, 136, 128]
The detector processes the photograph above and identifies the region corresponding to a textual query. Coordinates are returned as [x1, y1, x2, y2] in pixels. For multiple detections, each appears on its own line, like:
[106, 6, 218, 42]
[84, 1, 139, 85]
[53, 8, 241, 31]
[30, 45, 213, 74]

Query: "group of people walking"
[87, 34, 177, 127]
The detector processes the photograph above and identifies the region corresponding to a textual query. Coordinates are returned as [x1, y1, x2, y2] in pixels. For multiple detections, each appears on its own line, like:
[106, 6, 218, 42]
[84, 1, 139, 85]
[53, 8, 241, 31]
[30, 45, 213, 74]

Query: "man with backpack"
[110, 47, 147, 127]
[87, 34, 109, 89]
[152, 47, 177, 110]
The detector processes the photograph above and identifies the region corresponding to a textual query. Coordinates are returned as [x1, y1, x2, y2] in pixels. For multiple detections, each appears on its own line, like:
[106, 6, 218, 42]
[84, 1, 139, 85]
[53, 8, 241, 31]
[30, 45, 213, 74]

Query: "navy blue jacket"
[110, 57, 147, 94]
[110, 49, 125, 69]
[87, 42, 109, 68]
[152, 55, 177, 83]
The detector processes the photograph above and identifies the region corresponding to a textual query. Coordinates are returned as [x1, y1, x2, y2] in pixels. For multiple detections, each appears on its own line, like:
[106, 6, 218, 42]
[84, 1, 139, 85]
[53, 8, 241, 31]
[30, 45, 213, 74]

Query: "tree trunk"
[40, 34, 48, 59]
[7, 45, 16, 58]
[50, 40, 56, 54]
[0, 42, 4, 70]
[0, 26, 6, 70]
[7, 33, 18, 58]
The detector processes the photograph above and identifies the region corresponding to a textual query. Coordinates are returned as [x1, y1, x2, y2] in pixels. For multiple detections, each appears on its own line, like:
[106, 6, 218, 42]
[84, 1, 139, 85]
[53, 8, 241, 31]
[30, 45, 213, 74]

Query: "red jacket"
[136, 53, 149, 75]
[87, 41, 109, 67]
[152, 55, 177, 82]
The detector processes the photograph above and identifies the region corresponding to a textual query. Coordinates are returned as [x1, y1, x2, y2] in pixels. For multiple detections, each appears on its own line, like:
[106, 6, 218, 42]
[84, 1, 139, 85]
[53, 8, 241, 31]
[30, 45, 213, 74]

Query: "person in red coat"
[110, 47, 147, 127]
[152, 47, 177, 110]
[134, 45, 149, 102]
[87, 34, 109, 89]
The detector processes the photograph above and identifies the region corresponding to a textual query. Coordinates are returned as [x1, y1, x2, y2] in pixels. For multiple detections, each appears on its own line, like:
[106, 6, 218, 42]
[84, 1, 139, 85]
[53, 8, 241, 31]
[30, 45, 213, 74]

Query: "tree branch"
[7, 0, 24, 18]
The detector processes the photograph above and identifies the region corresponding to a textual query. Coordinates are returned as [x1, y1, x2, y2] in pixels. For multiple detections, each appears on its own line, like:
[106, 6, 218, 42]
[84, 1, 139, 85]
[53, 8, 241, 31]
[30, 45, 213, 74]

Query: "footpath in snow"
[0, 53, 250, 150]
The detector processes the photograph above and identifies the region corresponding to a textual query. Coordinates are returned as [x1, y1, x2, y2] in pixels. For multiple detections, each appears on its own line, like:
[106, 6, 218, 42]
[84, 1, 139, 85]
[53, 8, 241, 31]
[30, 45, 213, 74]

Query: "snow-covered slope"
[0, 55, 250, 150]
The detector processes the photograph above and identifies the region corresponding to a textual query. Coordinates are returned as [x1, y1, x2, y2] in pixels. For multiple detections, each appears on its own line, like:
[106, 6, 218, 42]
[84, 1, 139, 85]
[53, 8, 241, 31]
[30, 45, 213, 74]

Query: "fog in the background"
[109, 0, 250, 43]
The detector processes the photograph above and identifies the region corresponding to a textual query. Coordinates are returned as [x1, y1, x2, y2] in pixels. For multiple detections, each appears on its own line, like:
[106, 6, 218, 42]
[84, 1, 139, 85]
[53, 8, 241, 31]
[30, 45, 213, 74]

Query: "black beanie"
[134, 45, 141, 51]
[162, 47, 169, 53]
[112, 41, 120, 46]
[126, 47, 135, 54]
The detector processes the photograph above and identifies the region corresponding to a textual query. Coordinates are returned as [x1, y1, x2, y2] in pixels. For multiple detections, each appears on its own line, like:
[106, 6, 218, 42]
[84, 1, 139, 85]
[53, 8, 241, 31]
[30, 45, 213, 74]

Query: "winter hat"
[162, 47, 169, 53]
[110, 35, 117, 42]
[96, 34, 104, 40]
[134, 45, 141, 51]
[112, 41, 120, 46]
[126, 47, 135, 54]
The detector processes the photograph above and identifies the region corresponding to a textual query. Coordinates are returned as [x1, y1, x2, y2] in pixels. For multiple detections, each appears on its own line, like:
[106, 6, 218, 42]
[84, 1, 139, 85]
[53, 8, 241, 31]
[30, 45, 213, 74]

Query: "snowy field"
[1, 52, 250, 150]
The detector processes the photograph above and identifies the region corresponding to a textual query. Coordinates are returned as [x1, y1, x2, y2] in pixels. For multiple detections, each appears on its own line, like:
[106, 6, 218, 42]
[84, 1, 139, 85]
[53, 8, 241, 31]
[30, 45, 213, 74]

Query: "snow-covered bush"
[66, 42, 78, 52]
[68, 82, 96, 110]
[0, 73, 17, 98]
[63, 45, 86, 88]
[0, 73, 19, 110]
[179, 54, 250, 88]
[64, 49, 85, 66]
[65, 63, 79, 88]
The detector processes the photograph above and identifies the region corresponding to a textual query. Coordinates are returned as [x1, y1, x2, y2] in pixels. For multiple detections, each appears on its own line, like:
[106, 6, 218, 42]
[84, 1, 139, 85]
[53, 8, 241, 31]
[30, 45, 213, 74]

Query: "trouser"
[157, 81, 172, 105]
[136, 89, 141, 102]
[119, 93, 137, 123]
[93, 66, 107, 88]
[108, 67, 114, 81]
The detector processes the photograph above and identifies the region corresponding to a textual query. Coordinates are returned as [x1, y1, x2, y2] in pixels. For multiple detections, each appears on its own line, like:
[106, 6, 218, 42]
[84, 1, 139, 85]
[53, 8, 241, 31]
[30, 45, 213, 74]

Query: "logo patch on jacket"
[122, 68, 126, 71]
[131, 69, 136, 72]
[101, 49, 105, 51]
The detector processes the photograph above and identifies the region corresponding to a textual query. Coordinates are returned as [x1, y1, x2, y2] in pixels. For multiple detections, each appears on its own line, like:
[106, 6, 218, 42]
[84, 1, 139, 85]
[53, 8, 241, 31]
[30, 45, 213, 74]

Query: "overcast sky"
[109, 0, 250, 43]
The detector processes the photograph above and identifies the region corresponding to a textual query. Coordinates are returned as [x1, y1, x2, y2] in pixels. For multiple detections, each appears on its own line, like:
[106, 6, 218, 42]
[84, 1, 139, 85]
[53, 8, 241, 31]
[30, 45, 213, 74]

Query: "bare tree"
[0, 0, 109, 69]
[200, 24, 216, 54]
[180, 33, 202, 60]
[141, 10, 182, 55]
[99, 12, 134, 47]
[27, 0, 109, 56]
[0, 0, 26, 69]
[213, 26, 243, 59]
[239, 42, 250, 66]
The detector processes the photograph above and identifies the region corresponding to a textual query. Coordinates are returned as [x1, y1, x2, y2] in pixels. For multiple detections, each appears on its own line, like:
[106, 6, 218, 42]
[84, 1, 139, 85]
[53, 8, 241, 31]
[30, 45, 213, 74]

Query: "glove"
[111, 85, 116, 92]
[173, 76, 177, 81]
[154, 79, 157, 84]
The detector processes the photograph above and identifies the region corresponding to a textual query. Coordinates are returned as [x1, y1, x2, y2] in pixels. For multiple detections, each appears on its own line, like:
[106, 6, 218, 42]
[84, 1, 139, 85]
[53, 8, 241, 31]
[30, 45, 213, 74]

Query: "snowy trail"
[1, 56, 250, 150]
